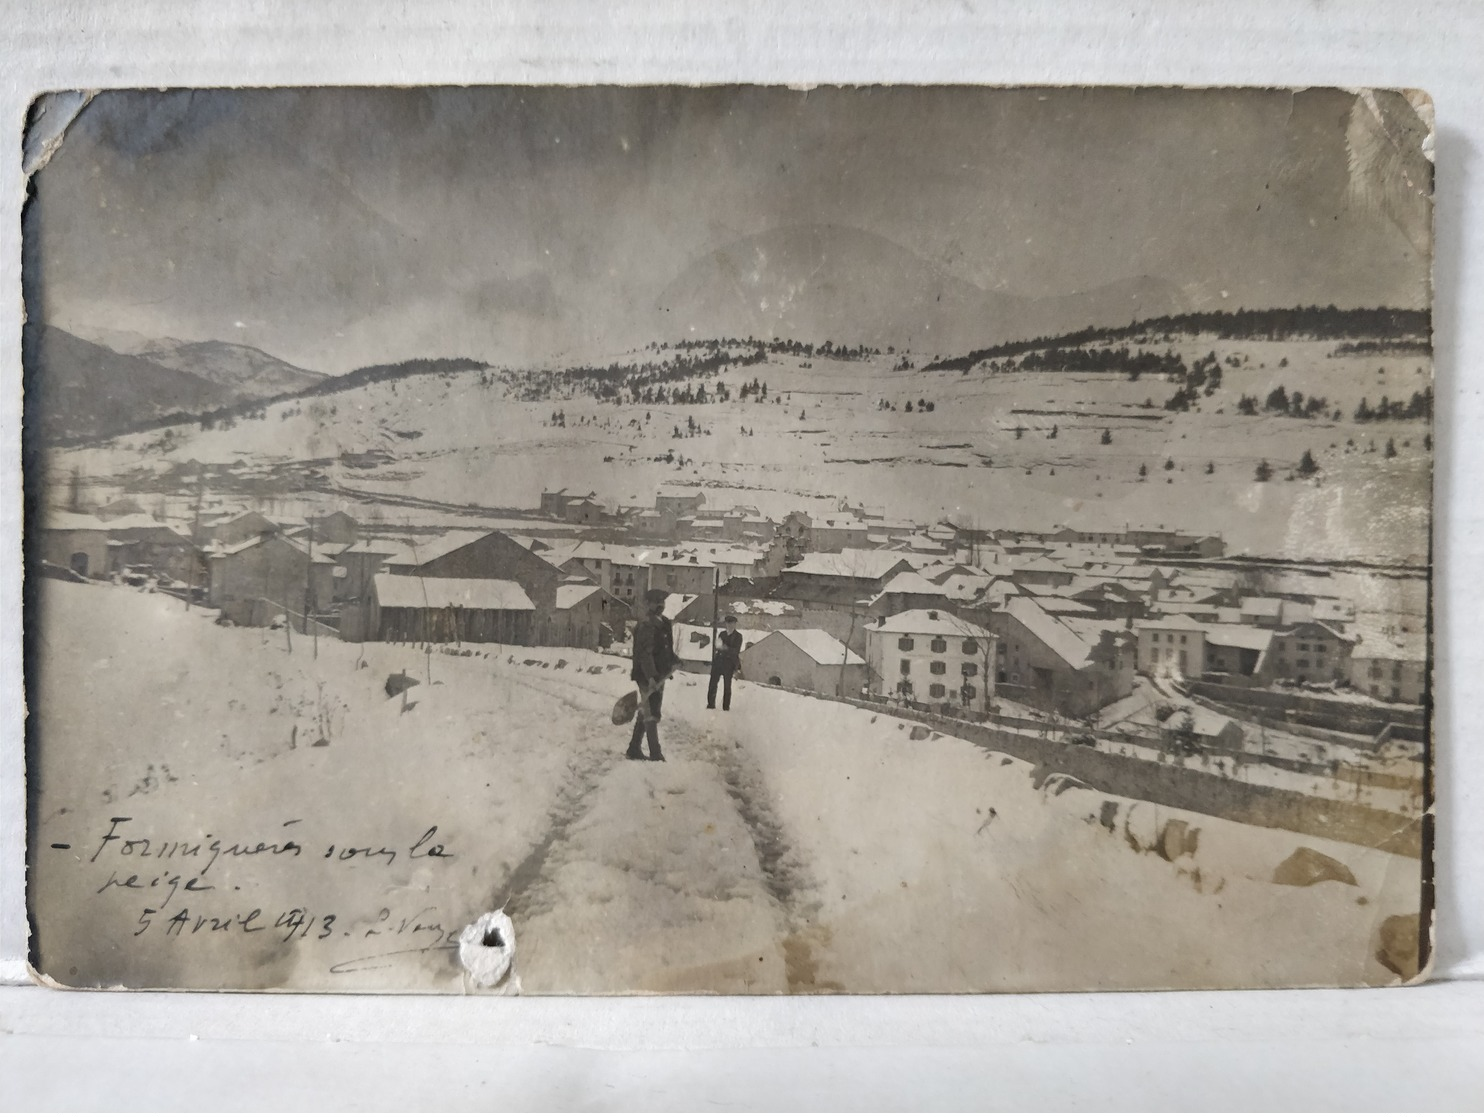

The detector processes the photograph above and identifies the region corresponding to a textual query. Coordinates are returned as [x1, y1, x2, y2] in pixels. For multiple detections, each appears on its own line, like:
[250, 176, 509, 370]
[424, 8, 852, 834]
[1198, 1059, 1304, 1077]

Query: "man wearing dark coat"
[627, 588, 680, 761]
[707, 615, 744, 711]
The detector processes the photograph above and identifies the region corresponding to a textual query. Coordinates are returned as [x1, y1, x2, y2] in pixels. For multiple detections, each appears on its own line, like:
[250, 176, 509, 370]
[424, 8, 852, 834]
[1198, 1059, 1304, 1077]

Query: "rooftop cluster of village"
[41, 482, 1427, 754]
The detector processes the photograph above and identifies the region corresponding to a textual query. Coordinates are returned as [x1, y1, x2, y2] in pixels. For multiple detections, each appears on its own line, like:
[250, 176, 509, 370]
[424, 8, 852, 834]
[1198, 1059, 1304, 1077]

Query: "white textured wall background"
[2, 1, 1480, 1108]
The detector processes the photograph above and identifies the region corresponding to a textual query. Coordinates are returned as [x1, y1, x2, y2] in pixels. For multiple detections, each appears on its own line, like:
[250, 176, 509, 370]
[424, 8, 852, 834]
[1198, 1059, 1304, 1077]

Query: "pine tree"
[1385, 437, 1397, 459]
[1298, 449, 1318, 476]
[1255, 459, 1273, 482]
[1101, 429, 1112, 444]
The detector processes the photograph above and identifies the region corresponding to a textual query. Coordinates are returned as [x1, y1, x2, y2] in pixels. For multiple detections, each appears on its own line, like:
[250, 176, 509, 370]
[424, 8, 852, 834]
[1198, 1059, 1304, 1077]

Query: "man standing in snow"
[627, 588, 679, 762]
[707, 615, 744, 711]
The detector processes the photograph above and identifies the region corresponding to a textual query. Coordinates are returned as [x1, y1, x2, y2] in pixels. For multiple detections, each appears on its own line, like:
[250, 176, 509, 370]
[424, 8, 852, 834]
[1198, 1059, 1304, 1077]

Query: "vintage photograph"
[22, 86, 1432, 993]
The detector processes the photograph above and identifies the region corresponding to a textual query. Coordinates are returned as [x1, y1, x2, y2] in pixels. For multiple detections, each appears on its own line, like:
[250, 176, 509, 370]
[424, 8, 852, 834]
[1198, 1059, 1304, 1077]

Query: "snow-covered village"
[23, 86, 1432, 993]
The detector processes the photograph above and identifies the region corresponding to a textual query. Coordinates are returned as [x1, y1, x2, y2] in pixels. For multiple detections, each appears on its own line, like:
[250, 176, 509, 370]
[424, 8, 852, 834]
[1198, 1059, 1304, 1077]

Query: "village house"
[775, 550, 916, 618]
[554, 541, 652, 613]
[994, 597, 1134, 718]
[1265, 621, 1355, 685]
[1201, 624, 1274, 678]
[334, 539, 416, 602]
[655, 489, 706, 519]
[551, 582, 625, 648]
[865, 570, 952, 619]
[1347, 620, 1427, 704]
[807, 514, 873, 553]
[38, 511, 112, 577]
[1006, 557, 1077, 590]
[539, 489, 597, 519]
[306, 510, 361, 545]
[363, 574, 534, 644]
[101, 514, 203, 585]
[1134, 615, 1209, 680]
[1157, 706, 1246, 753]
[200, 509, 281, 547]
[865, 608, 995, 714]
[743, 629, 866, 698]
[399, 529, 594, 646]
[206, 532, 337, 623]
[648, 553, 718, 596]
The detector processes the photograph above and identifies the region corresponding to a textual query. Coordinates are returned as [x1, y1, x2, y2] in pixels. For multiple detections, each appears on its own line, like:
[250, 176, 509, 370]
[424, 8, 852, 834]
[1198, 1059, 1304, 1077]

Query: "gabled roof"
[1001, 597, 1094, 670]
[761, 628, 864, 666]
[871, 609, 992, 639]
[393, 530, 493, 565]
[1239, 596, 1284, 617]
[1348, 618, 1427, 662]
[554, 584, 604, 610]
[43, 510, 110, 531]
[786, 550, 912, 581]
[879, 571, 950, 597]
[1134, 614, 1209, 632]
[1202, 624, 1274, 651]
[373, 574, 534, 611]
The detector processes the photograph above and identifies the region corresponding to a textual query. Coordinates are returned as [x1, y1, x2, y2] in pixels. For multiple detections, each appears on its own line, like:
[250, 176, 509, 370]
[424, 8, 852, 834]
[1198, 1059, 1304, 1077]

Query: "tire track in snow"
[693, 721, 841, 992]
[480, 670, 625, 921]
[477, 665, 829, 991]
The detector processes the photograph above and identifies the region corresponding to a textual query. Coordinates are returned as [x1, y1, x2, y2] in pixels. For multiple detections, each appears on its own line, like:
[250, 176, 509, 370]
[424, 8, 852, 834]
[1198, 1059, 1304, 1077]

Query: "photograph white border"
[2, 1, 1479, 1108]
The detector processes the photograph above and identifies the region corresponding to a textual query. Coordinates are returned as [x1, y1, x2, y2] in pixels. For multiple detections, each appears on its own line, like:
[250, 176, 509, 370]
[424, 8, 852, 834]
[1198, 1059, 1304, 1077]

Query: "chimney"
[928, 610, 939, 621]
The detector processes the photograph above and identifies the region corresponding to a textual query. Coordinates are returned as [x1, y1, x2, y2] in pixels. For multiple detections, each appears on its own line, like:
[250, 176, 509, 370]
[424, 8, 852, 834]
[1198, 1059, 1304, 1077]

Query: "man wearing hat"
[707, 614, 744, 711]
[626, 587, 680, 761]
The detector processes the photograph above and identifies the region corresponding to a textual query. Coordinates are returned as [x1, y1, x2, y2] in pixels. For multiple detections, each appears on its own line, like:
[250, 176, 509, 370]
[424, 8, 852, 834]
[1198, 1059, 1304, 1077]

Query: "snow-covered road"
[29, 581, 1422, 993]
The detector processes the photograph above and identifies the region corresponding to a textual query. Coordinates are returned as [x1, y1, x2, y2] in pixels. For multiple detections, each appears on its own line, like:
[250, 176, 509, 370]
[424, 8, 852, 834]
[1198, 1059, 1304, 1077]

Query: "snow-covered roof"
[762, 629, 864, 666]
[1349, 619, 1427, 662]
[1134, 615, 1209, 632]
[1001, 597, 1093, 670]
[43, 511, 110, 532]
[554, 584, 603, 610]
[1202, 624, 1274, 651]
[879, 571, 950, 597]
[1239, 596, 1284, 617]
[404, 530, 493, 565]
[728, 598, 797, 616]
[787, 550, 912, 581]
[871, 609, 992, 640]
[1158, 706, 1239, 739]
[373, 574, 534, 611]
[660, 593, 699, 620]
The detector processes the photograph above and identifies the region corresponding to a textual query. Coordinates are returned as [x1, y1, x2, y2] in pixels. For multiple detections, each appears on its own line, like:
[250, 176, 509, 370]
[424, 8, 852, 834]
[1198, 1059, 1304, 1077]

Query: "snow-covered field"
[29, 581, 1420, 993]
[58, 336, 1432, 564]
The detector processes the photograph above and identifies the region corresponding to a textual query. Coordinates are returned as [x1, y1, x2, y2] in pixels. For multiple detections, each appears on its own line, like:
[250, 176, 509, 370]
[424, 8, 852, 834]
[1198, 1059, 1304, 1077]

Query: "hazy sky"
[26, 86, 1431, 374]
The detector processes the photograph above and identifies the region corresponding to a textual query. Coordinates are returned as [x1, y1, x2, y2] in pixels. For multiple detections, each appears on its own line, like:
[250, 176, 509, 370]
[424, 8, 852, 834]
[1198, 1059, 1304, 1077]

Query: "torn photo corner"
[21, 85, 1433, 994]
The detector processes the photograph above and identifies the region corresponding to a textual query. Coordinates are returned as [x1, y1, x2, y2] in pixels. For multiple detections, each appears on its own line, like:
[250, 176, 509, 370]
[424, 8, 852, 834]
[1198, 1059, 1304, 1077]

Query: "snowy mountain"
[654, 224, 1184, 356]
[25, 325, 327, 444]
[133, 338, 326, 398]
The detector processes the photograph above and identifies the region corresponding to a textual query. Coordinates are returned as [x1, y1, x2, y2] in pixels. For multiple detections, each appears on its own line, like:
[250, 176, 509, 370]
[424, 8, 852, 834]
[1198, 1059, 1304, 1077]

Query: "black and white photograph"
[22, 84, 1433, 994]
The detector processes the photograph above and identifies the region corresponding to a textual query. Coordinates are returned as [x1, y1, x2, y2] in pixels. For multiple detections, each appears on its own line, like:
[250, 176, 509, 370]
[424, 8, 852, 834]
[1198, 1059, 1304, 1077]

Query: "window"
[1316, 643, 1327, 654]
[897, 637, 915, 651]
[1179, 635, 1187, 645]
[962, 662, 978, 678]
[1369, 662, 1384, 679]
[930, 661, 946, 675]
[1392, 664, 1402, 680]
[961, 684, 977, 700]
[997, 642, 1007, 659]
[962, 639, 978, 655]
[1297, 658, 1309, 669]
[930, 637, 947, 653]
[1298, 642, 1309, 652]
[899, 659, 911, 676]
[929, 684, 946, 699]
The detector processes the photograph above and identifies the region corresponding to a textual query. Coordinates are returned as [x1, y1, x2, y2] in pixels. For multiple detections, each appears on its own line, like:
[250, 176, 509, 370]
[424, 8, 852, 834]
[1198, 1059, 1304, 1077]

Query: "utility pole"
[303, 511, 318, 660]
[187, 468, 205, 612]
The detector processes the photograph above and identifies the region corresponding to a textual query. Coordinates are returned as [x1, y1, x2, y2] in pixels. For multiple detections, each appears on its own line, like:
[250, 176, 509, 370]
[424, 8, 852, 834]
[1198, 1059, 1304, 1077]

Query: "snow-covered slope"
[29, 581, 1418, 993]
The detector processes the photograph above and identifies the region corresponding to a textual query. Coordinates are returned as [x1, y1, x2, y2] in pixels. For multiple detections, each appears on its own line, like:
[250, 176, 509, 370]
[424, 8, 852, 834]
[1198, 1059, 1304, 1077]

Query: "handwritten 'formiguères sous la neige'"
[81, 817, 460, 952]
